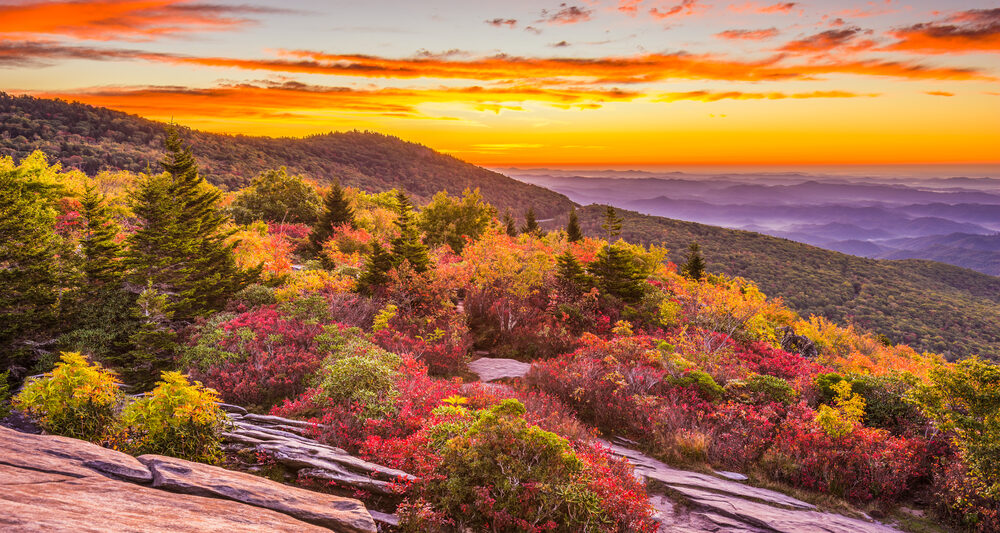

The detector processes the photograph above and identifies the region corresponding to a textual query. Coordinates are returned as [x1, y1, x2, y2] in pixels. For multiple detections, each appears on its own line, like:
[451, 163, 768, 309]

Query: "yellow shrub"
[816, 380, 865, 438]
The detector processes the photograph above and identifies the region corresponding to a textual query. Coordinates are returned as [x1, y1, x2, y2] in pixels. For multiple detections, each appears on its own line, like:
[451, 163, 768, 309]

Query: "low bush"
[726, 373, 798, 405]
[14, 352, 120, 441]
[119, 372, 226, 463]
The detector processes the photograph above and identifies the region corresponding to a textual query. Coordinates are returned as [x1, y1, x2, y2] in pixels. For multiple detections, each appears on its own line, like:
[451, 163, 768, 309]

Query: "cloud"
[716, 28, 780, 40]
[25, 81, 646, 121]
[0, 0, 291, 41]
[539, 4, 592, 25]
[550, 40, 571, 47]
[925, 91, 954, 97]
[649, 0, 709, 19]
[728, 2, 797, 14]
[618, 0, 644, 14]
[0, 39, 172, 67]
[779, 28, 876, 54]
[485, 18, 518, 28]
[886, 8, 1000, 54]
[655, 90, 878, 102]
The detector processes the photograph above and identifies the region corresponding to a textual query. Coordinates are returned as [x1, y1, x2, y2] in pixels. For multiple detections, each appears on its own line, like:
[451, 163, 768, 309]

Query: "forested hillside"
[0, 93, 573, 218]
[576, 206, 1000, 359]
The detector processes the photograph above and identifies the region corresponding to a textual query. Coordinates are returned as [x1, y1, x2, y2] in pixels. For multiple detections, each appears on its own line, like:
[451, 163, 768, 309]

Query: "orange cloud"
[716, 28, 780, 40]
[886, 8, 1000, 54]
[0, 0, 287, 41]
[649, 0, 709, 19]
[925, 91, 955, 97]
[779, 28, 877, 54]
[728, 2, 798, 14]
[655, 90, 877, 102]
[25, 81, 644, 121]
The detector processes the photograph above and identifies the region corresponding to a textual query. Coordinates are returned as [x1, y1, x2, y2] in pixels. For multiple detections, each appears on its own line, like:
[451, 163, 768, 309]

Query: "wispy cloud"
[886, 8, 1000, 54]
[0, 0, 292, 41]
[924, 90, 955, 96]
[649, 0, 709, 20]
[485, 18, 518, 28]
[779, 28, 876, 54]
[728, 2, 798, 14]
[539, 4, 592, 25]
[716, 28, 780, 40]
[655, 89, 878, 102]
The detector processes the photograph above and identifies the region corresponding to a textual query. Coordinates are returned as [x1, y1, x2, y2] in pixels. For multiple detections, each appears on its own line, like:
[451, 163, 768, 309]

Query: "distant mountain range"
[4, 93, 1000, 359]
[506, 170, 1000, 276]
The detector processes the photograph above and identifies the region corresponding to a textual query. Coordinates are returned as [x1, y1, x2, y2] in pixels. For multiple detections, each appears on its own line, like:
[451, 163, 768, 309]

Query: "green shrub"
[727, 373, 798, 405]
[673, 370, 724, 400]
[315, 337, 401, 419]
[0, 370, 11, 419]
[14, 352, 120, 441]
[233, 284, 277, 308]
[119, 372, 226, 463]
[404, 399, 619, 532]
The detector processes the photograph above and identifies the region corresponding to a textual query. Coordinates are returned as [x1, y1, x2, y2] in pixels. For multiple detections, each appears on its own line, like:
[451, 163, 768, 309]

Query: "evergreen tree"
[310, 180, 355, 254]
[521, 207, 541, 236]
[566, 206, 583, 242]
[127, 129, 257, 320]
[124, 283, 177, 389]
[390, 191, 430, 273]
[555, 250, 593, 293]
[503, 209, 518, 237]
[588, 244, 646, 303]
[0, 164, 61, 363]
[356, 241, 394, 295]
[80, 185, 125, 287]
[601, 206, 623, 240]
[681, 242, 707, 280]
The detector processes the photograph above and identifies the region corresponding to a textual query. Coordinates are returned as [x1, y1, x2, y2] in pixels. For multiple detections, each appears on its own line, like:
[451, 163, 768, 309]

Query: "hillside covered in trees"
[0, 92, 573, 218]
[575, 207, 1000, 360]
[4, 93, 1000, 361]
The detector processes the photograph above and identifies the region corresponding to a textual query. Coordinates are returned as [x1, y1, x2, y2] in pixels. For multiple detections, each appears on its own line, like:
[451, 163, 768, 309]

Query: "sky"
[1, 0, 999, 168]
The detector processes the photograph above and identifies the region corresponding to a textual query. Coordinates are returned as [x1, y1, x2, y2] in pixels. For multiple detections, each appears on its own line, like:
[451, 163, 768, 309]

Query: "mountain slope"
[575, 206, 1000, 359]
[0, 93, 573, 218]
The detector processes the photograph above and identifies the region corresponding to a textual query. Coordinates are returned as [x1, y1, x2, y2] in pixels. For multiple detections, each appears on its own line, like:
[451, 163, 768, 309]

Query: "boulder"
[0, 425, 151, 483]
[140, 455, 377, 533]
[467, 357, 532, 382]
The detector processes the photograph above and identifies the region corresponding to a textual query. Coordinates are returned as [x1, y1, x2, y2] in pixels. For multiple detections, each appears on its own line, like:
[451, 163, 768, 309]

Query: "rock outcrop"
[0, 425, 377, 533]
[467, 356, 532, 382]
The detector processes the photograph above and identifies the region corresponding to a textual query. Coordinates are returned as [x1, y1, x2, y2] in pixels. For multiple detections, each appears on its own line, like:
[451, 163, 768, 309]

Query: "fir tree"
[80, 185, 125, 287]
[566, 206, 583, 242]
[124, 283, 177, 389]
[310, 180, 355, 254]
[390, 191, 430, 273]
[503, 209, 518, 237]
[588, 244, 646, 303]
[127, 129, 257, 320]
[681, 242, 707, 280]
[521, 207, 541, 236]
[357, 241, 394, 294]
[601, 206, 623, 240]
[555, 250, 593, 293]
[0, 165, 60, 361]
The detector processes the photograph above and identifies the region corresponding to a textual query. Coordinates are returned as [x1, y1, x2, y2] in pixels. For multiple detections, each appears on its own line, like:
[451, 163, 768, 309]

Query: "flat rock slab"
[468, 357, 532, 382]
[599, 439, 903, 533]
[140, 454, 377, 533]
[0, 472, 332, 533]
[0, 425, 151, 483]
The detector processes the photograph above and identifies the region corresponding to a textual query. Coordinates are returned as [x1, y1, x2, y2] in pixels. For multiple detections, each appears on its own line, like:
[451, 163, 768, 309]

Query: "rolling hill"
[4, 93, 1000, 360]
[0, 92, 573, 218]
[574, 206, 1000, 360]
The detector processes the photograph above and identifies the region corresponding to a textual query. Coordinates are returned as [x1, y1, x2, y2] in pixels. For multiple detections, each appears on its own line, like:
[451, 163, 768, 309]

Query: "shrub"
[315, 345, 401, 420]
[0, 370, 11, 419]
[119, 372, 226, 463]
[399, 400, 657, 533]
[931, 461, 1000, 532]
[726, 373, 798, 405]
[815, 380, 865, 438]
[672, 370, 724, 401]
[231, 283, 277, 309]
[14, 352, 120, 441]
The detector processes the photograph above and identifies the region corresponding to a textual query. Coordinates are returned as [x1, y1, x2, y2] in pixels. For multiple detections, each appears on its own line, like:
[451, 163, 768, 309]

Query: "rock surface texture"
[0, 425, 376, 533]
[467, 356, 532, 382]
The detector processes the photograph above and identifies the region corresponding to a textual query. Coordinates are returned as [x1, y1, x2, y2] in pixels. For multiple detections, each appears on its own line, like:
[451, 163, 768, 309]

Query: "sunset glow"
[2, 0, 999, 167]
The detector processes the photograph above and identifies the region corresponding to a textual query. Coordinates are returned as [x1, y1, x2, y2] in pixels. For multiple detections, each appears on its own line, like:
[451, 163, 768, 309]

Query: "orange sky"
[2, 0, 999, 167]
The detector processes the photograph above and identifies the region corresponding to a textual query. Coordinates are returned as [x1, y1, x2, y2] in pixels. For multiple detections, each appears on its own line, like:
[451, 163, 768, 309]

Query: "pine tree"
[80, 185, 125, 287]
[588, 244, 646, 303]
[0, 165, 60, 360]
[521, 207, 541, 236]
[566, 206, 583, 242]
[390, 191, 430, 273]
[601, 206, 623, 240]
[124, 283, 177, 389]
[127, 129, 258, 320]
[555, 250, 592, 293]
[503, 209, 518, 237]
[310, 180, 355, 254]
[356, 241, 394, 294]
[681, 242, 706, 280]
